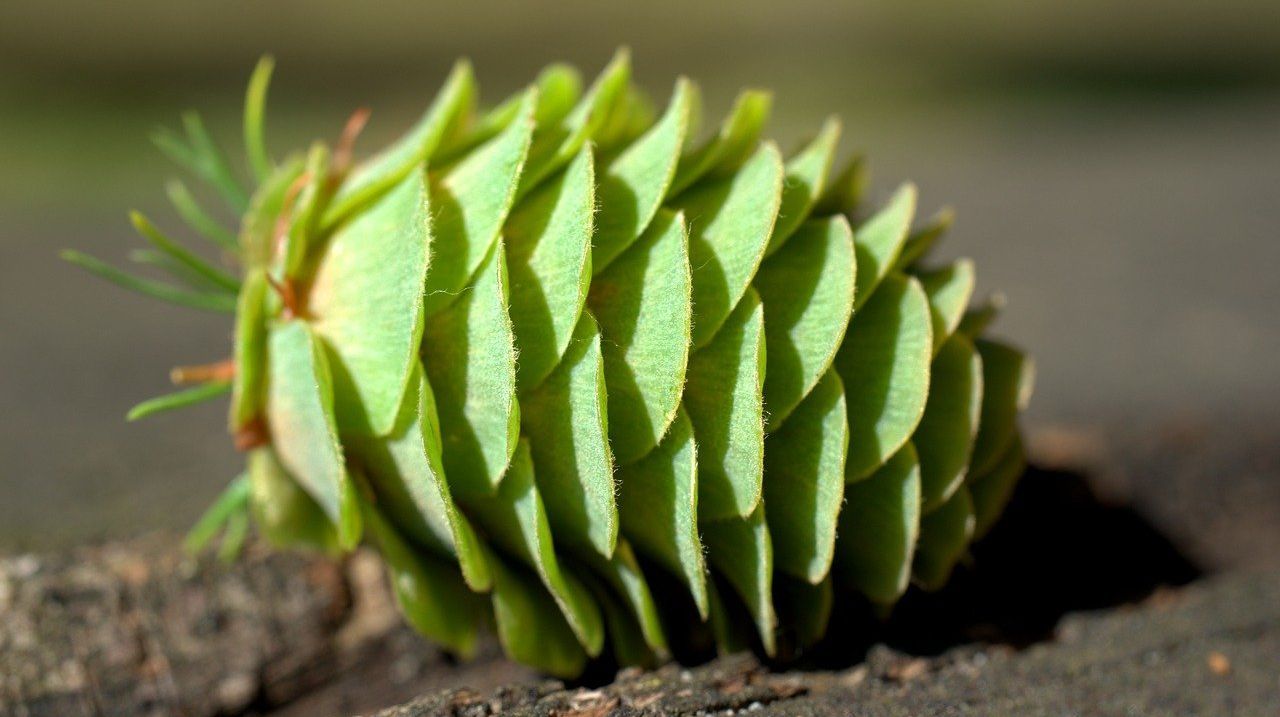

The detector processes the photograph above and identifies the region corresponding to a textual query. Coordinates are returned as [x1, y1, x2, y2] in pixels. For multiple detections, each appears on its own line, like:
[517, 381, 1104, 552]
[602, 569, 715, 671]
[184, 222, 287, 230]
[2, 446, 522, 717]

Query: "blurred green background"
[3, 0, 1278, 548]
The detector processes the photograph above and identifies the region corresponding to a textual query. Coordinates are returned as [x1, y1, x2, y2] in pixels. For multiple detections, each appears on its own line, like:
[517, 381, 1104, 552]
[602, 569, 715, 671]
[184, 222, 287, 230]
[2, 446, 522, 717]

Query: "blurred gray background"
[2, 0, 1278, 548]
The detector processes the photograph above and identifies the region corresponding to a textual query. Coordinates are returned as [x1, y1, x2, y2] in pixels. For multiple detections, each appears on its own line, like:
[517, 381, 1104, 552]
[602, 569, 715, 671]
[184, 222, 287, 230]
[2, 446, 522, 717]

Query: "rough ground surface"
[372, 571, 1280, 717]
[2, 421, 1277, 716]
[0, 544, 534, 716]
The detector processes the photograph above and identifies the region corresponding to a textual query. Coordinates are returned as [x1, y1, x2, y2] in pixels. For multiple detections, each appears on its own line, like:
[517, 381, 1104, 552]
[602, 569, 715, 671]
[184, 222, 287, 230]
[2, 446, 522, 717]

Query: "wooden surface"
[3, 418, 1278, 716]
[371, 571, 1280, 716]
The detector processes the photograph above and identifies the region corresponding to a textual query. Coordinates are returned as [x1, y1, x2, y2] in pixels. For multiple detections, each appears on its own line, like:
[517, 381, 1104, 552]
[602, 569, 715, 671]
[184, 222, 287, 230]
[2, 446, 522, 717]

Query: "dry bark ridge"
[1, 539, 347, 715]
[0, 542, 535, 717]
[4, 548, 1276, 717]
[2, 418, 1278, 716]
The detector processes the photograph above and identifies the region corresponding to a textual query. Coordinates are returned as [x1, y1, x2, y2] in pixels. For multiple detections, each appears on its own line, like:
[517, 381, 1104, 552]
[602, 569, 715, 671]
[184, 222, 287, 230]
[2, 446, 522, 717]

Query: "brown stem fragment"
[170, 359, 236, 385]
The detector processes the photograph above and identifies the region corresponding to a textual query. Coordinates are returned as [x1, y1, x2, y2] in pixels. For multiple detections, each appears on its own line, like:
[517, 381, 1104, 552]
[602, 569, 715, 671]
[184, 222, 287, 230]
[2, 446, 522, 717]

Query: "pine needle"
[129, 211, 240, 291]
[244, 56, 275, 182]
[184, 474, 250, 556]
[165, 179, 239, 252]
[126, 380, 232, 422]
[61, 250, 237, 313]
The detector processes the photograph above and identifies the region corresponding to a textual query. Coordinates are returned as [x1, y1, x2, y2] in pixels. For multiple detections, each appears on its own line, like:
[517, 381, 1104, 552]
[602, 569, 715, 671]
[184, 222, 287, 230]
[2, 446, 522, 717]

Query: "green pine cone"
[69, 50, 1034, 676]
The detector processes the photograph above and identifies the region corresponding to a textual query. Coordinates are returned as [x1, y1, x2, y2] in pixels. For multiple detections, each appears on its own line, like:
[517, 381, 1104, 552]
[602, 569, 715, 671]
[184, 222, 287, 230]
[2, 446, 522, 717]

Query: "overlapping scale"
[81, 52, 1034, 677]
